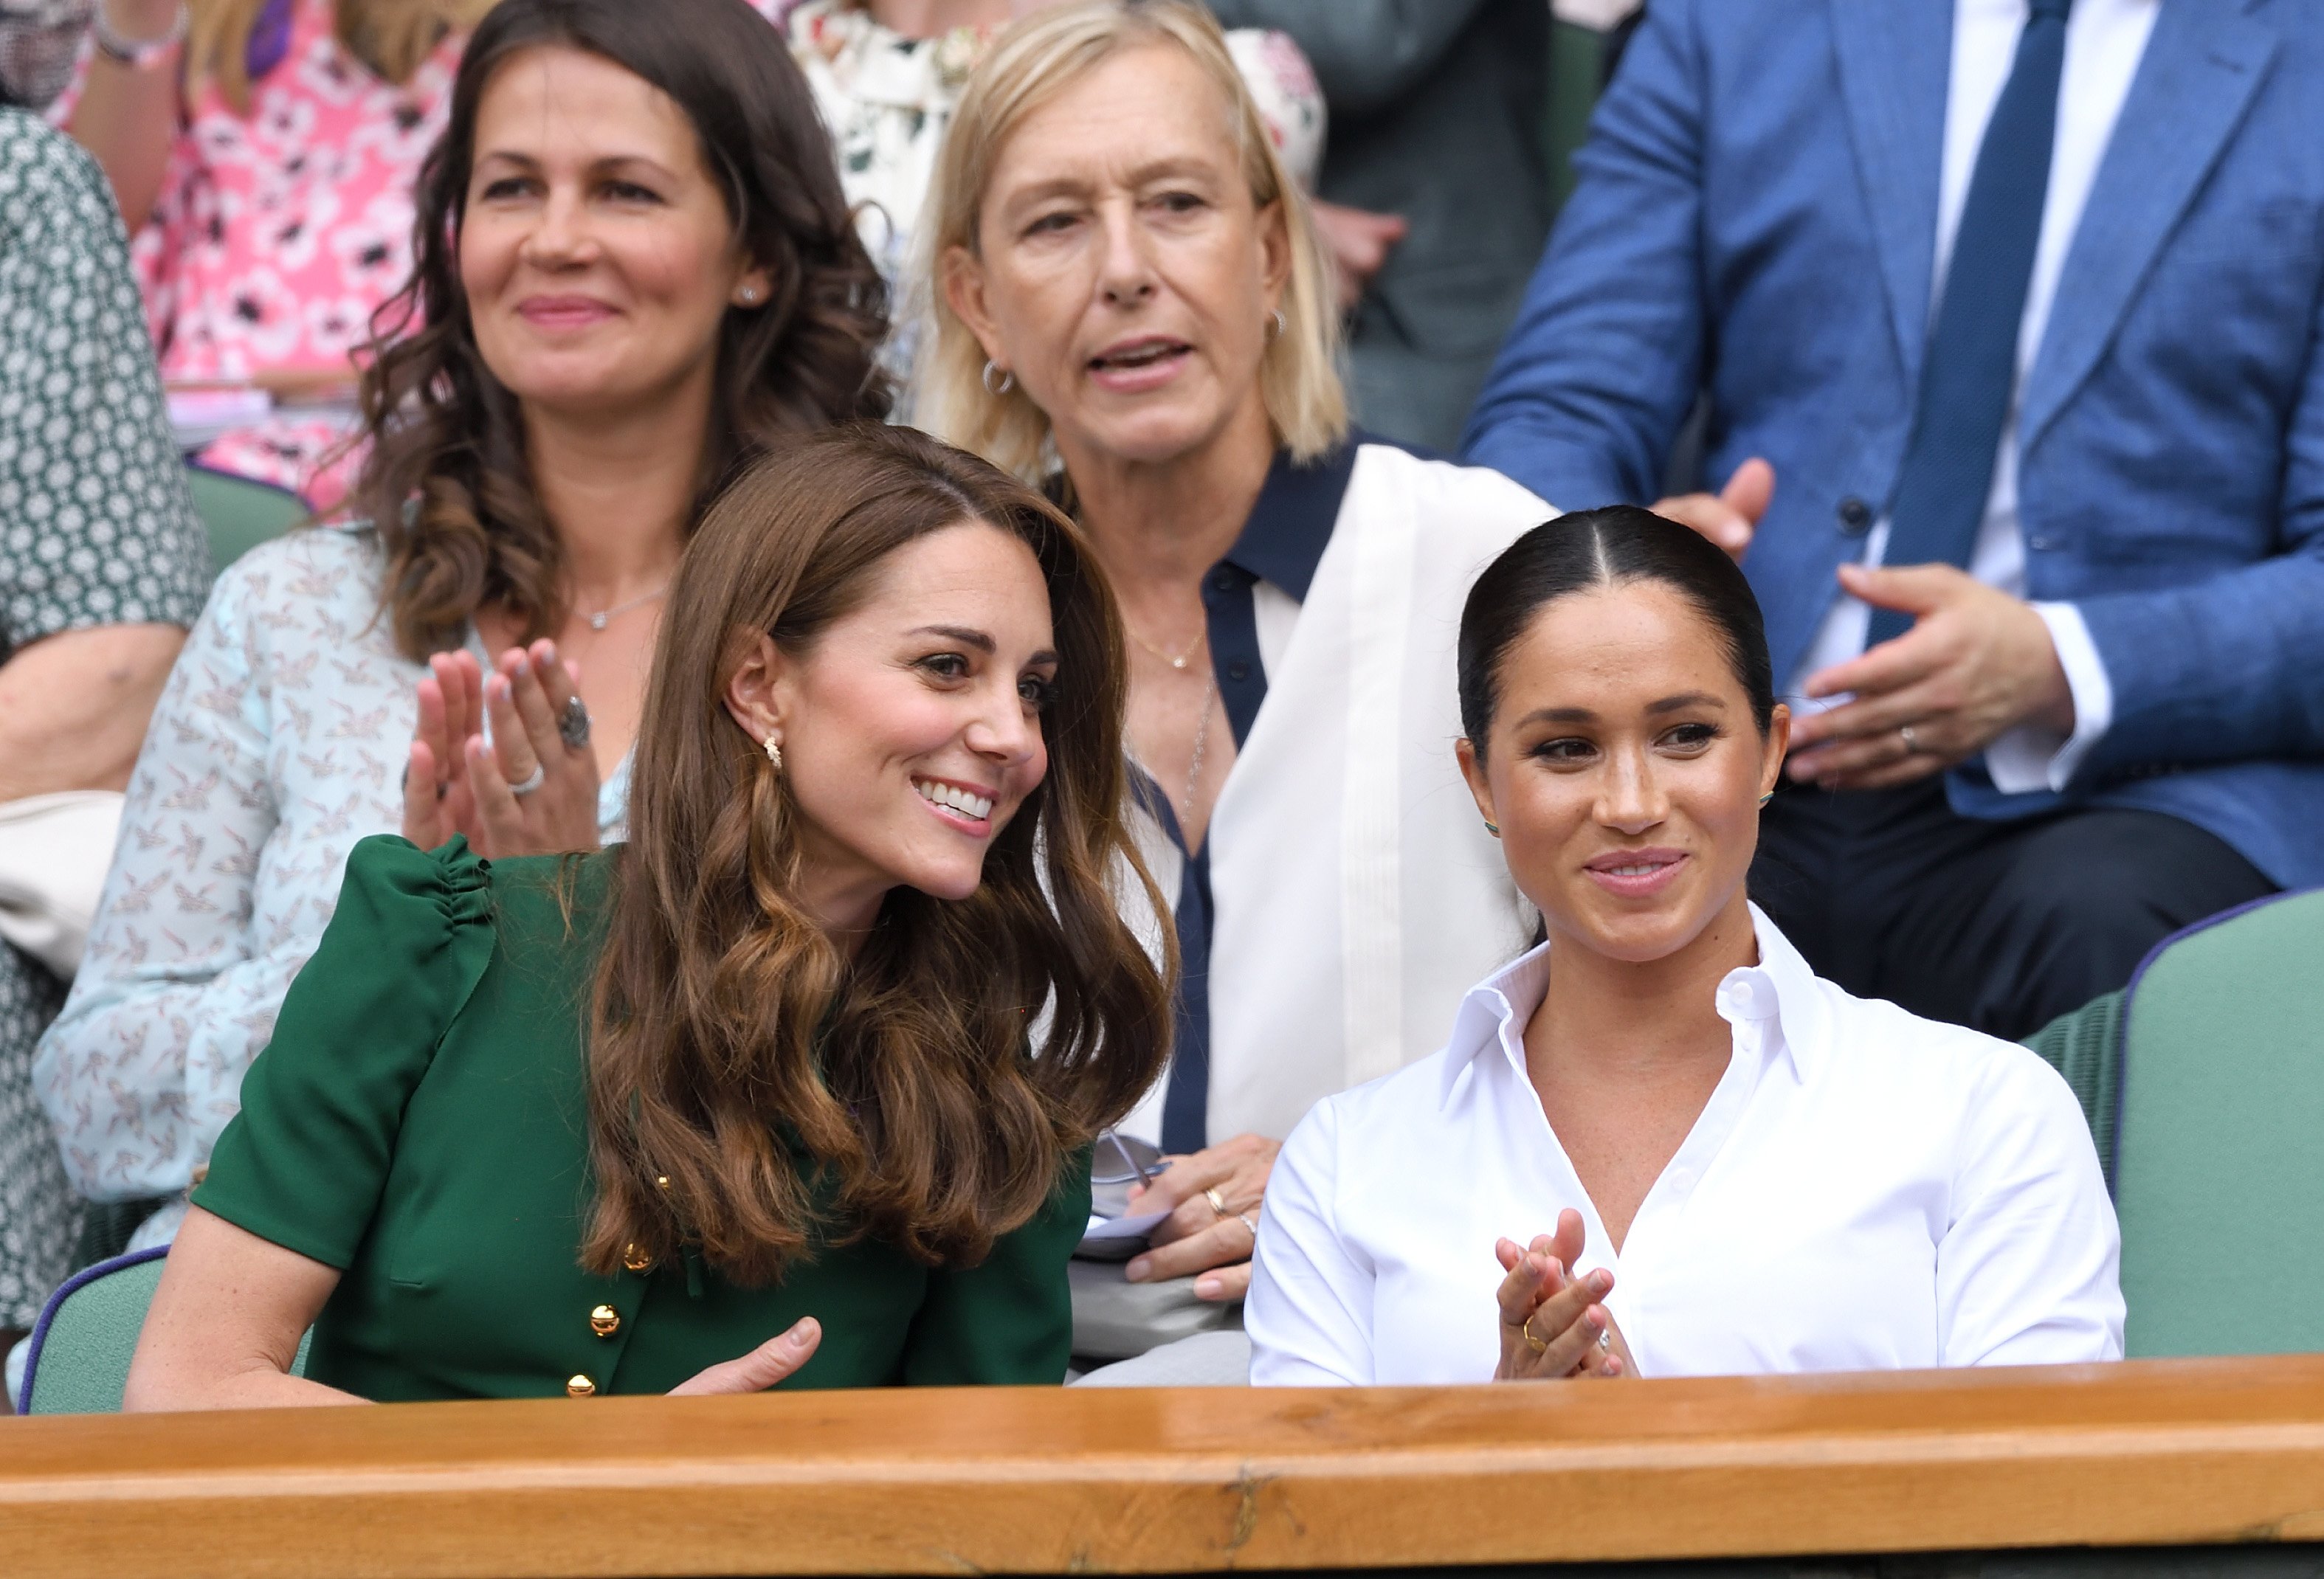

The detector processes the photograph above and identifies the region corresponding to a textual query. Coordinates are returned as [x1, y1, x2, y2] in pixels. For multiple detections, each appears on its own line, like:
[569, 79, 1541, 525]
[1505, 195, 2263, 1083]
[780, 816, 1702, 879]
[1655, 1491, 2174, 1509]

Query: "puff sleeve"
[190, 836, 495, 1269]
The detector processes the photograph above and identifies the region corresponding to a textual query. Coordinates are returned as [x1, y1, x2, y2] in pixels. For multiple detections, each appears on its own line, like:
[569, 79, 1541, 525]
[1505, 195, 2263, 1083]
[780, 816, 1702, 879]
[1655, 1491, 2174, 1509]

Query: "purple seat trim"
[15, 1245, 169, 1416]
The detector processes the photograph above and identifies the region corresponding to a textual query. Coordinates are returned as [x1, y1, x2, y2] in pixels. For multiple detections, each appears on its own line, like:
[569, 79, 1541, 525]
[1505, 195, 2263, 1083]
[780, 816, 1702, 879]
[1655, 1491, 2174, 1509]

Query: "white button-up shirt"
[1246, 908, 2123, 1384]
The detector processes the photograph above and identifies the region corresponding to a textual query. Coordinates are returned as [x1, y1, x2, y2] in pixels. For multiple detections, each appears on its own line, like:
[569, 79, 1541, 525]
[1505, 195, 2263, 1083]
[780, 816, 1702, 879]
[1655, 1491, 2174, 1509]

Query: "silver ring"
[559, 694, 591, 750]
[1898, 724, 1921, 755]
[1238, 1209, 1259, 1242]
[1596, 1326, 1613, 1352]
[508, 761, 545, 798]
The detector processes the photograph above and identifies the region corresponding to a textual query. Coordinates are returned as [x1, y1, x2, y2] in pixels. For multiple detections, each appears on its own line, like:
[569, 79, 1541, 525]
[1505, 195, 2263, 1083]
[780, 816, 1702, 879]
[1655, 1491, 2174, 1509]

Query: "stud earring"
[1266, 308, 1286, 341]
[1758, 790, 1773, 806]
[1483, 819, 1500, 837]
[765, 736, 783, 771]
[737, 284, 761, 305]
[981, 359, 1014, 395]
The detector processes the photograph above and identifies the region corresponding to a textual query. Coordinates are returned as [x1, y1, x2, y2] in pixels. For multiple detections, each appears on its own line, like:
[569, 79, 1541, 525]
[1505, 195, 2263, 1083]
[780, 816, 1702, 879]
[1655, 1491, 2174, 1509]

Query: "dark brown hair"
[349, 0, 892, 663]
[1459, 505, 1779, 756]
[582, 424, 1173, 1284]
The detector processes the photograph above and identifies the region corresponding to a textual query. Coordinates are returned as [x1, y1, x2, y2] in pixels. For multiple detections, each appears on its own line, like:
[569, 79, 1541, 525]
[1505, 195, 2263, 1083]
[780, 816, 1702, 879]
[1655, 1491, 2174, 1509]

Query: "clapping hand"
[669, 1318, 821, 1394]
[401, 642, 602, 858]
[1123, 1132, 1280, 1302]
[1493, 1209, 1634, 1381]
[1654, 457, 1774, 561]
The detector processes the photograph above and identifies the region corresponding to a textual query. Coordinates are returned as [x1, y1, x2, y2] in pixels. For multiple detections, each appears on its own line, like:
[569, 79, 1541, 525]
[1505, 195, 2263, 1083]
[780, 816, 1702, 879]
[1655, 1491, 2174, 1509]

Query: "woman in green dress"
[123, 423, 1174, 1405]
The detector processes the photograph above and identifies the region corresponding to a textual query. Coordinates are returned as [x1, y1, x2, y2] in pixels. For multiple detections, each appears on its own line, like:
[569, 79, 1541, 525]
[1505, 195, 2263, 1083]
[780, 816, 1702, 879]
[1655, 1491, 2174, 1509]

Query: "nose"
[1094, 198, 1157, 309]
[519, 182, 596, 271]
[964, 681, 1041, 769]
[1594, 742, 1669, 836]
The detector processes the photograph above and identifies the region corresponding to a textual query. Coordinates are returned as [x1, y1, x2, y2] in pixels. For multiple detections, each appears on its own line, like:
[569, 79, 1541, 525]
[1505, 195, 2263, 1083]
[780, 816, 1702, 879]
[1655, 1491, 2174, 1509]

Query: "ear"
[1455, 736, 1498, 830]
[1760, 702, 1793, 798]
[1255, 197, 1292, 317]
[722, 632, 788, 753]
[941, 243, 1009, 370]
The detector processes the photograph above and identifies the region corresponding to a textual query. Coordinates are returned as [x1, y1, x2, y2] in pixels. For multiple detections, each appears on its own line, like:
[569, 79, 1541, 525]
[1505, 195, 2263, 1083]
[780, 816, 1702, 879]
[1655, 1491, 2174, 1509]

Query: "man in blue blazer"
[1464, 0, 2323, 1040]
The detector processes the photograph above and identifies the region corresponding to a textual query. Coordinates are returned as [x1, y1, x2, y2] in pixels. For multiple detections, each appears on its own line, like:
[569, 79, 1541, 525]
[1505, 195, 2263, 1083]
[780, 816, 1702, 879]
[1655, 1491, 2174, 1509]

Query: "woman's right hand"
[1492, 1212, 1634, 1381]
[401, 643, 601, 857]
[668, 1318, 822, 1395]
[401, 650, 486, 853]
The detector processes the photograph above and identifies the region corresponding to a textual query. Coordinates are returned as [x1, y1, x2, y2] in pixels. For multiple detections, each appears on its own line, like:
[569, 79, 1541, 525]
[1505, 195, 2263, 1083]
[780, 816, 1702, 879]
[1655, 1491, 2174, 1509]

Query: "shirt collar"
[1437, 904, 1833, 1109]
[1218, 440, 1357, 602]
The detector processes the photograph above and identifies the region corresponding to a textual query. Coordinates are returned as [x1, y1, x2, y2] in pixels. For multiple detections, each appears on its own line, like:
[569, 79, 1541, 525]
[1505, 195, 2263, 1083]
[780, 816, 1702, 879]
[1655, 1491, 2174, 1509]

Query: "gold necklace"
[1125, 619, 1207, 672]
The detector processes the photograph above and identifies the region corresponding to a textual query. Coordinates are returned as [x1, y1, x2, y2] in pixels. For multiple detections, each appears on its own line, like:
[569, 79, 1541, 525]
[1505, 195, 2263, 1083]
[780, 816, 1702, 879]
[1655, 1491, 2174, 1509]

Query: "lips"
[914, 776, 996, 830]
[516, 295, 616, 330]
[1582, 847, 1689, 899]
[1087, 336, 1190, 392]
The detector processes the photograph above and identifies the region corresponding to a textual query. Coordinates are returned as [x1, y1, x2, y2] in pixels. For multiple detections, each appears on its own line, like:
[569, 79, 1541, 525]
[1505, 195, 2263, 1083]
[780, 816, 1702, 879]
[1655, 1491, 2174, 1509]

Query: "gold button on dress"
[566, 1374, 596, 1397]
[621, 1243, 653, 1273]
[590, 1304, 621, 1338]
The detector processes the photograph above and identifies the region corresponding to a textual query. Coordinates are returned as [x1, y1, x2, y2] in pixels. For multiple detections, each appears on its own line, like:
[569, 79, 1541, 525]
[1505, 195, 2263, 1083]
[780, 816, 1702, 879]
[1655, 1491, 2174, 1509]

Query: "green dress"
[192, 836, 1090, 1400]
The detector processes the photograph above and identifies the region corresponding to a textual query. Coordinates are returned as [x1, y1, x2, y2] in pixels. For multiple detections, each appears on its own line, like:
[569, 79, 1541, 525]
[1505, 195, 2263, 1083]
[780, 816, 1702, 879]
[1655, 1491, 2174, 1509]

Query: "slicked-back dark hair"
[1458, 506, 1779, 754]
[350, 0, 892, 662]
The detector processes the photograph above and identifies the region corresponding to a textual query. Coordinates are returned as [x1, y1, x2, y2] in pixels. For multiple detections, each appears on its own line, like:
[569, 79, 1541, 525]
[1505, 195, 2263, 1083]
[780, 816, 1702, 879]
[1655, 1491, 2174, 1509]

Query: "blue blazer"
[1463, 0, 2324, 890]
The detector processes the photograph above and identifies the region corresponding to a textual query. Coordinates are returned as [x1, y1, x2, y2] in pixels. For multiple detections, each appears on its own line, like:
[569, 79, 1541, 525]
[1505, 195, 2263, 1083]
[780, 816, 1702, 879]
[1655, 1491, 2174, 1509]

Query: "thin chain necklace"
[1125, 619, 1208, 672]
[582, 583, 670, 632]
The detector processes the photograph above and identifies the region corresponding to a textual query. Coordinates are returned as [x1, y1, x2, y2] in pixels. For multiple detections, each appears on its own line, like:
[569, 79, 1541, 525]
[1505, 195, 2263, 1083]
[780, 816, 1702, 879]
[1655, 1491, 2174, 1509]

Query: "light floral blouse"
[32, 523, 629, 1245]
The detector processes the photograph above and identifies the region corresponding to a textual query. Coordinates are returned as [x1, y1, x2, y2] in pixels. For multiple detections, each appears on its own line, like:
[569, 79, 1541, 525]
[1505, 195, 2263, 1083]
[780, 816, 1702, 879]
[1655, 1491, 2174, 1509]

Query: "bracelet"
[93, 0, 190, 69]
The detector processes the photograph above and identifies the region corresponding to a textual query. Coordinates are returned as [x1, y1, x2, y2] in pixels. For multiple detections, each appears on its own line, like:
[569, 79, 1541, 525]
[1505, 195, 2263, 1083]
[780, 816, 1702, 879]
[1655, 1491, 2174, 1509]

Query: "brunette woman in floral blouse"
[37, 0, 891, 1253]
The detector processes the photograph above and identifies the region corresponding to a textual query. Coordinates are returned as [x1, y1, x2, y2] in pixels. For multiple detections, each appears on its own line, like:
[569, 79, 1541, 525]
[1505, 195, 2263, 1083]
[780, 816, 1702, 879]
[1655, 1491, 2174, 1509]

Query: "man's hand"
[1652, 457, 1773, 560]
[1311, 201, 1410, 312]
[1787, 564, 2073, 791]
[1123, 1132, 1280, 1302]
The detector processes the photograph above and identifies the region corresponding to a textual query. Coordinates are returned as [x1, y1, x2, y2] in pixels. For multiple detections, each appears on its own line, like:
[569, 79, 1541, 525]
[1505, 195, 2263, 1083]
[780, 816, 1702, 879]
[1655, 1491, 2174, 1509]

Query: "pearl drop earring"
[765, 736, 783, 771]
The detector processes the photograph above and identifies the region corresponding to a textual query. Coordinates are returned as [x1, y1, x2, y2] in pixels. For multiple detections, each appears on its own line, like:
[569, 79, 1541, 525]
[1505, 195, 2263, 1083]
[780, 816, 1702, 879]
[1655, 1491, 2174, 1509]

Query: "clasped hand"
[1494, 1209, 1633, 1382]
[401, 642, 602, 857]
[1123, 1132, 1279, 1302]
[669, 1317, 820, 1395]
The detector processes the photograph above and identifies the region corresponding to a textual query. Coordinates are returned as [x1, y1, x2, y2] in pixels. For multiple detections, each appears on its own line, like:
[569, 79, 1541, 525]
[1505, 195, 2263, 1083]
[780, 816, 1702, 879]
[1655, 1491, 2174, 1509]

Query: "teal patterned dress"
[0, 110, 210, 1328]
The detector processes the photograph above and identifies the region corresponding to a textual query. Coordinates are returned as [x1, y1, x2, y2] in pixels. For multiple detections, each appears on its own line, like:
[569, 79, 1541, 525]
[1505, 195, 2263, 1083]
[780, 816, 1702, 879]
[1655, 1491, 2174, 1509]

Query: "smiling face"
[458, 44, 768, 421]
[725, 522, 1059, 936]
[942, 41, 1288, 469]
[1458, 581, 1790, 967]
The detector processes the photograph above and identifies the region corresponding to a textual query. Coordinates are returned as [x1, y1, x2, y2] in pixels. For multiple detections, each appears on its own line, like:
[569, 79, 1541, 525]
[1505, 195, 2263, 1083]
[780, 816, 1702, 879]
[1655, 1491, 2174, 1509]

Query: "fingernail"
[537, 642, 558, 670]
[1125, 1257, 1151, 1282]
[790, 1321, 816, 1348]
[1590, 1270, 1612, 1293]
[1195, 1276, 1221, 1299]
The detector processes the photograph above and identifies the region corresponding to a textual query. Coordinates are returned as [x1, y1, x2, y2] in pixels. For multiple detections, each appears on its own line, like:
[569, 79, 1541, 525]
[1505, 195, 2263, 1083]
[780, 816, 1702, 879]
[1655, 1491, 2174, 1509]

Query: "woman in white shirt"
[1246, 505, 2123, 1384]
[924, 0, 1545, 1308]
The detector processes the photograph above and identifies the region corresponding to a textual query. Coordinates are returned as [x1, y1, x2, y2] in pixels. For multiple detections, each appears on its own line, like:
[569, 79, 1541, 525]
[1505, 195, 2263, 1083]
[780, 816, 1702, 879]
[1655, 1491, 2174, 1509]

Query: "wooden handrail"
[7, 1356, 2324, 1577]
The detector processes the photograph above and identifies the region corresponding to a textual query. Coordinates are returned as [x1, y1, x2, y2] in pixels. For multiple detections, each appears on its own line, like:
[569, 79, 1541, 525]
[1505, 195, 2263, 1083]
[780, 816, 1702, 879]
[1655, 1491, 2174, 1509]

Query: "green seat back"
[2114, 890, 2324, 1358]
[20, 1248, 311, 1414]
[185, 464, 308, 576]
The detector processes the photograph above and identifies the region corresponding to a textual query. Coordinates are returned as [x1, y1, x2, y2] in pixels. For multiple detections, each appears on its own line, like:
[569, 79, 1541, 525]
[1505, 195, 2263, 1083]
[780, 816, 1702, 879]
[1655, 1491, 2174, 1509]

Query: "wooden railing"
[7, 1356, 2324, 1578]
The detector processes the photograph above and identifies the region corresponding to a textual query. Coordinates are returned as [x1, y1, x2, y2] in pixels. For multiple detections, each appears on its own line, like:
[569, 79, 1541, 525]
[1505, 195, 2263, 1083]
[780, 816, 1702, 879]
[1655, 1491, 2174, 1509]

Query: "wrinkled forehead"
[982, 41, 1248, 205]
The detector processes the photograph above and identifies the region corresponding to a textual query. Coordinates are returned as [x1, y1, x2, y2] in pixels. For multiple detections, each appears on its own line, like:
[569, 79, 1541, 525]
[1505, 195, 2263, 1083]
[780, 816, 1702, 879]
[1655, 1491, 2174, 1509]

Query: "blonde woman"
[64, 0, 494, 507]
[925, 0, 1548, 1334]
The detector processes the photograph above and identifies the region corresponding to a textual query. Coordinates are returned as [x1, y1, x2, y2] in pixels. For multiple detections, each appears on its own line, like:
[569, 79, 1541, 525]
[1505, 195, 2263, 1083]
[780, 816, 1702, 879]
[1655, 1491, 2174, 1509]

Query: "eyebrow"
[912, 624, 995, 654]
[1001, 158, 1223, 210]
[1514, 692, 1728, 728]
[472, 151, 679, 182]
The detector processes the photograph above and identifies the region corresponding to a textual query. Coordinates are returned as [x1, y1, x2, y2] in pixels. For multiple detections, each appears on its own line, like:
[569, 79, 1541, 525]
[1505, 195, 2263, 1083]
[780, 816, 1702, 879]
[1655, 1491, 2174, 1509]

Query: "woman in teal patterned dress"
[0, 109, 210, 1360]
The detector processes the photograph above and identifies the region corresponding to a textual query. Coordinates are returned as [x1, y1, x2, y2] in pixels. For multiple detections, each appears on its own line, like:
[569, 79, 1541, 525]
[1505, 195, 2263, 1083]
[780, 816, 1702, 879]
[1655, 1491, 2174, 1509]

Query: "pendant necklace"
[583, 584, 670, 632]
[1126, 620, 1207, 672]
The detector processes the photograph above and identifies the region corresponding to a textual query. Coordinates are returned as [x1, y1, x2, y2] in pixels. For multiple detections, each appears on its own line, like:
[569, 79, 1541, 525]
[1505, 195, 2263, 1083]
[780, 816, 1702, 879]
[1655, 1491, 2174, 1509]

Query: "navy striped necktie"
[1869, 0, 2074, 648]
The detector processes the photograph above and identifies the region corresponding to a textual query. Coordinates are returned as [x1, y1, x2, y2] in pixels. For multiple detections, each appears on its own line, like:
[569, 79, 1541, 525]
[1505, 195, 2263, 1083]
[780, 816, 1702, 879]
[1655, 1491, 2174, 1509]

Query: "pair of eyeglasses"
[1090, 1129, 1168, 1220]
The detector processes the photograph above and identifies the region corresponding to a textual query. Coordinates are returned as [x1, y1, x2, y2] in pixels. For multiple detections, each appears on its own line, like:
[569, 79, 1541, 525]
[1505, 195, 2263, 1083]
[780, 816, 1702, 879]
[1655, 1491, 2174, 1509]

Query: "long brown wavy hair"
[349, 0, 892, 663]
[581, 424, 1174, 1284]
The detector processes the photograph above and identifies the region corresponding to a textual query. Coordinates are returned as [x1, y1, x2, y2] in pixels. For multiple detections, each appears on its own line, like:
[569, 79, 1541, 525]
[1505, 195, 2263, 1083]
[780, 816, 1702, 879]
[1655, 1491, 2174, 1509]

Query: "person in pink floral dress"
[65, 0, 492, 510]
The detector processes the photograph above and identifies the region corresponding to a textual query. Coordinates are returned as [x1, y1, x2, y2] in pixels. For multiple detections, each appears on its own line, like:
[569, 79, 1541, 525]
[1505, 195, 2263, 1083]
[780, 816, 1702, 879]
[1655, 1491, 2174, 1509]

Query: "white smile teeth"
[1606, 864, 1665, 877]
[915, 780, 993, 820]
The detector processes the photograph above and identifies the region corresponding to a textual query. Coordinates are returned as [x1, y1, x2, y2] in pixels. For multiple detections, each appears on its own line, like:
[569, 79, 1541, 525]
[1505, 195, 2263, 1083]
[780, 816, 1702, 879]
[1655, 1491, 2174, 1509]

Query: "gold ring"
[1523, 1322, 1548, 1355]
[1204, 1186, 1229, 1218]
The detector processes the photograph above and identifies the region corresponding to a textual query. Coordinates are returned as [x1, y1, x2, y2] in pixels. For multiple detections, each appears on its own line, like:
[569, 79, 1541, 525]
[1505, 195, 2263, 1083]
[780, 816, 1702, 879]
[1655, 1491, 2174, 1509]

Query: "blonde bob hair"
[920, 0, 1346, 482]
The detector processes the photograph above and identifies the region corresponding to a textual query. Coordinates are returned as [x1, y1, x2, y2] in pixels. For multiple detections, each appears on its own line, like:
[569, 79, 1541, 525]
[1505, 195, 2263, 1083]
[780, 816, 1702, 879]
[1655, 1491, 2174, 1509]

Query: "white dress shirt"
[1245, 907, 2123, 1384]
[1793, 0, 2159, 793]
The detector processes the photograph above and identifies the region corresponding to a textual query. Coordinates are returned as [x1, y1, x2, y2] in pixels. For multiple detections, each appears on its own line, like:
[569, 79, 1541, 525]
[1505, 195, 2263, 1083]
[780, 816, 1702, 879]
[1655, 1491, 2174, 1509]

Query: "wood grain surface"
[7, 1355, 2324, 1578]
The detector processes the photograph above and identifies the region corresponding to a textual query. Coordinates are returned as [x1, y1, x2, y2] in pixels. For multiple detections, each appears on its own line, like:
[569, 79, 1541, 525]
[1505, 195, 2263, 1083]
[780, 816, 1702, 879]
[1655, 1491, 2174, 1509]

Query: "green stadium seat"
[185, 463, 308, 576]
[2024, 890, 2324, 1359]
[16, 1248, 310, 1414]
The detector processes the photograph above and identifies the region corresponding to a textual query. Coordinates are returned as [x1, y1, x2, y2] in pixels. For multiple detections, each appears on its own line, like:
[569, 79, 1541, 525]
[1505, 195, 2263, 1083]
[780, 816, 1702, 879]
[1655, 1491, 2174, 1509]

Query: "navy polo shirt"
[1147, 441, 1358, 1153]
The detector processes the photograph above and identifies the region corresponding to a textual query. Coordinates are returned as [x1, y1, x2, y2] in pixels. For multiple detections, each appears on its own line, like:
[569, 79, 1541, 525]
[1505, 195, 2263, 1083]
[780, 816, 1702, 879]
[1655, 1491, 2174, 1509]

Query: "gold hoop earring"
[1483, 820, 1500, 837]
[765, 736, 783, 772]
